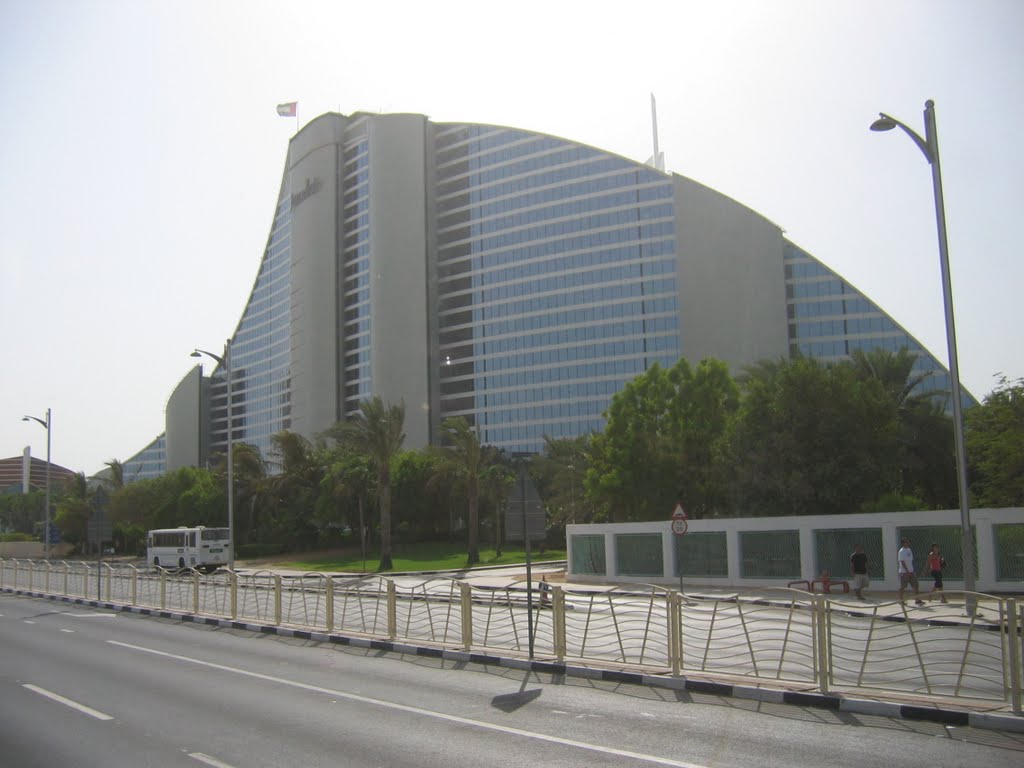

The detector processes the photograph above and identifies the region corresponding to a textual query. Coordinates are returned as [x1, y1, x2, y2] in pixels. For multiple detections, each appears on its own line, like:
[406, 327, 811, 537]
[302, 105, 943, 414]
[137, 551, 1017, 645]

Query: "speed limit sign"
[671, 503, 688, 536]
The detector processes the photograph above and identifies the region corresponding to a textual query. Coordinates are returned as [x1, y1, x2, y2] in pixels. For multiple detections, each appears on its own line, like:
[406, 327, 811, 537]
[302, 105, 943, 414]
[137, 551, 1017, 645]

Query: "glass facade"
[122, 433, 166, 484]
[784, 242, 973, 406]
[209, 176, 294, 463]
[434, 124, 680, 452]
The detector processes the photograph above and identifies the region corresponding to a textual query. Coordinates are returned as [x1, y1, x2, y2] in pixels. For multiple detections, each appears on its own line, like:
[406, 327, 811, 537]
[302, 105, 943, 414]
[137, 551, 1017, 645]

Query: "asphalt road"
[1, 593, 1021, 768]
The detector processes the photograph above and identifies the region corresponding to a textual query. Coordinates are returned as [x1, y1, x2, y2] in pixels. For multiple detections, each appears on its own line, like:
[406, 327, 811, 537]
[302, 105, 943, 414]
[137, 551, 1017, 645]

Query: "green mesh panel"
[815, 528, 884, 579]
[570, 534, 606, 575]
[675, 532, 728, 577]
[897, 525, 977, 580]
[615, 533, 664, 577]
[995, 524, 1024, 581]
[740, 530, 800, 579]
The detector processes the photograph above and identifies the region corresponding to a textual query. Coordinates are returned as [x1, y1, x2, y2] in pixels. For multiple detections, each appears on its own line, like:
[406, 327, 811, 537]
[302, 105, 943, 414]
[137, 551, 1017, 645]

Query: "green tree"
[966, 376, 1024, 507]
[321, 447, 376, 566]
[54, 472, 91, 550]
[429, 417, 498, 566]
[266, 431, 322, 550]
[533, 435, 597, 529]
[392, 450, 449, 541]
[227, 442, 269, 545]
[588, 358, 738, 521]
[325, 397, 406, 570]
[850, 347, 957, 507]
[725, 356, 900, 516]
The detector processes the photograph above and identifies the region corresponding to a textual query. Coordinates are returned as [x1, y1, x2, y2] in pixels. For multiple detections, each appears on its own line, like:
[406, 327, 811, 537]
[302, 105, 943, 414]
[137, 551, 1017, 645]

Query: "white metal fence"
[1, 558, 1020, 714]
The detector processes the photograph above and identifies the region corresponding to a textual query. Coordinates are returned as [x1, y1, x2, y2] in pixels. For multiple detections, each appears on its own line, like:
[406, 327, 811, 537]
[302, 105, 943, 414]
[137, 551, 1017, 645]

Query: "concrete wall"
[165, 365, 203, 472]
[367, 115, 431, 449]
[568, 508, 1024, 593]
[673, 175, 789, 371]
[287, 114, 347, 440]
[0, 542, 74, 558]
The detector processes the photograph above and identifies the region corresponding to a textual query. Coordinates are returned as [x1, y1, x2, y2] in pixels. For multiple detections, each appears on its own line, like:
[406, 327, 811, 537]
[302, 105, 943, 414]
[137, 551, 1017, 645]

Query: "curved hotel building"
[124, 111, 961, 481]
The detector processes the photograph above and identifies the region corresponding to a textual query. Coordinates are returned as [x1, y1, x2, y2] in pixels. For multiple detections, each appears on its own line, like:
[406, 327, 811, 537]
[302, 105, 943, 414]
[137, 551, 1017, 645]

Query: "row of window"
[437, 188, 672, 236]
[787, 279, 861, 299]
[439, 236, 675, 278]
[449, 337, 679, 376]
[440, 300, 678, 340]
[437, 134, 569, 173]
[440, 209, 675, 252]
[434, 124, 528, 158]
[788, 297, 876, 318]
[466, 356, 677, 391]
[789, 315, 899, 339]
[476, 399, 606, 425]
[461, 379, 627, 407]
[436, 171, 671, 221]
[437, 154, 642, 200]
[783, 259, 832, 280]
[478, 419, 606, 447]
[442, 318, 680, 359]
[443, 280, 678, 320]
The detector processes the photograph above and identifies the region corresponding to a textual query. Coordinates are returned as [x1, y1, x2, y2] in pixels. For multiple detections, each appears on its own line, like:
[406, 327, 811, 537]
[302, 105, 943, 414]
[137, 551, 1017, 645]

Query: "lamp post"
[22, 408, 52, 560]
[192, 341, 234, 571]
[869, 100, 975, 598]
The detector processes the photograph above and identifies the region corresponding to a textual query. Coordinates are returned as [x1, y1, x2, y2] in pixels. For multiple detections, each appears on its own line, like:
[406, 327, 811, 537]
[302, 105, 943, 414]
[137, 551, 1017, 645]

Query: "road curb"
[6, 586, 1023, 734]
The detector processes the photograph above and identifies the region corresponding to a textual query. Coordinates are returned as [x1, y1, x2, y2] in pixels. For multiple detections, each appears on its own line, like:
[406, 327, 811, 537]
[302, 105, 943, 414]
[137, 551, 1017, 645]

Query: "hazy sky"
[2, 0, 1021, 476]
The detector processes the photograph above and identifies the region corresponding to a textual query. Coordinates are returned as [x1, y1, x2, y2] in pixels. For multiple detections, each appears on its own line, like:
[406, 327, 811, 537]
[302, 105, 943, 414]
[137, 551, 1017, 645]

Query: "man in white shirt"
[898, 538, 925, 606]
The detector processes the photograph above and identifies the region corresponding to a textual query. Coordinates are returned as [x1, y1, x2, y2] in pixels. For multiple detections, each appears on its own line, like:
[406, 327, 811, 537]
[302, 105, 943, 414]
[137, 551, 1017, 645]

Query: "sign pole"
[671, 504, 688, 596]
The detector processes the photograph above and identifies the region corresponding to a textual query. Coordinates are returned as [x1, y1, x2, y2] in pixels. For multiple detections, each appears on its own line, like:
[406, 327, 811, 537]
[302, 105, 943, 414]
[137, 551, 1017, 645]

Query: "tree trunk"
[467, 492, 479, 565]
[378, 482, 393, 571]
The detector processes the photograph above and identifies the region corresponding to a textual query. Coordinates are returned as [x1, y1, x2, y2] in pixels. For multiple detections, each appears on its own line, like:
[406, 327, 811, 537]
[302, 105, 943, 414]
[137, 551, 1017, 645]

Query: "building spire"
[647, 93, 665, 172]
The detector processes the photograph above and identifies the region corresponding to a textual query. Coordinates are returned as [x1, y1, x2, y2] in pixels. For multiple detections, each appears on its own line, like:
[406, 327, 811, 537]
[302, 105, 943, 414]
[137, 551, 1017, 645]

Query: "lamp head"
[190, 350, 201, 358]
[870, 115, 897, 132]
[22, 416, 30, 422]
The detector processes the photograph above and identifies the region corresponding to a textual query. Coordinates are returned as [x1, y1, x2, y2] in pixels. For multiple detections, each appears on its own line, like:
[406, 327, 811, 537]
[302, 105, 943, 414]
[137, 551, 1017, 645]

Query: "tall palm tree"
[430, 417, 494, 566]
[230, 442, 268, 544]
[325, 397, 406, 571]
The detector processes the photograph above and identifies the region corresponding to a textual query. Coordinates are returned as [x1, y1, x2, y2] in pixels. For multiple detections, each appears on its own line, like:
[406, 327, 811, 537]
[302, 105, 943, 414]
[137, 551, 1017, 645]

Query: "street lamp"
[192, 341, 234, 571]
[869, 99, 975, 598]
[22, 408, 52, 560]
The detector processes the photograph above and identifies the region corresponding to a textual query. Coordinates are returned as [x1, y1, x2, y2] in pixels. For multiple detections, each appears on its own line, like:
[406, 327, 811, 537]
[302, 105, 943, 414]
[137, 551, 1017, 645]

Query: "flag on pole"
[276, 102, 297, 117]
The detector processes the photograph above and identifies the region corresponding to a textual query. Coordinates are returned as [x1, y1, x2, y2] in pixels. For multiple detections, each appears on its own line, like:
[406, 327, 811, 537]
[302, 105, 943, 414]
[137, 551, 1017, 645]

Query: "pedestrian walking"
[926, 543, 948, 603]
[898, 538, 925, 606]
[849, 544, 870, 599]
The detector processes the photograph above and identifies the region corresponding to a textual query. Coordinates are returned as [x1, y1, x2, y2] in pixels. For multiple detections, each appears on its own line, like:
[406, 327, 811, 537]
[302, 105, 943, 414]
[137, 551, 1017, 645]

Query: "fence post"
[326, 577, 335, 633]
[1006, 598, 1021, 715]
[159, 568, 166, 609]
[669, 591, 681, 677]
[274, 575, 282, 626]
[554, 586, 567, 663]
[230, 571, 238, 620]
[105, 565, 112, 602]
[815, 595, 831, 694]
[460, 582, 473, 651]
[63, 562, 69, 596]
[193, 570, 200, 614]
[45, 561, 51, 593]
[27, 561, 33, 592]
[387, 580, 397, 640]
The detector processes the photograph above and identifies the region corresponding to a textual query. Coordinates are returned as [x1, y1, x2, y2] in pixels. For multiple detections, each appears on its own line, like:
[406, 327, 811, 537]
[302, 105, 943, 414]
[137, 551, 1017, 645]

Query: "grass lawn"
[260, 541, 566, 573]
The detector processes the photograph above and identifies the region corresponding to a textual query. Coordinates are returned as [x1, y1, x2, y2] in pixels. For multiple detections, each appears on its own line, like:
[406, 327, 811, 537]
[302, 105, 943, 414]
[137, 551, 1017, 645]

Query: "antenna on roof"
[646, 93, 665, 172]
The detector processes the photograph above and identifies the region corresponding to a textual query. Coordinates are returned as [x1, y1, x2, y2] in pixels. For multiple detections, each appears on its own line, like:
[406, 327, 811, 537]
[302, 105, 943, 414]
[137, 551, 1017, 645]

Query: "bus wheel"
[153, 557, 160, 567]
[178, 557, 186, 569]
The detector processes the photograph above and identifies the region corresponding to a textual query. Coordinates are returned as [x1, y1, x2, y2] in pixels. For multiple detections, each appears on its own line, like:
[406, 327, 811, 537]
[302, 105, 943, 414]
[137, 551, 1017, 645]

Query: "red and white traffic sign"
[671, 503, 688, 535]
